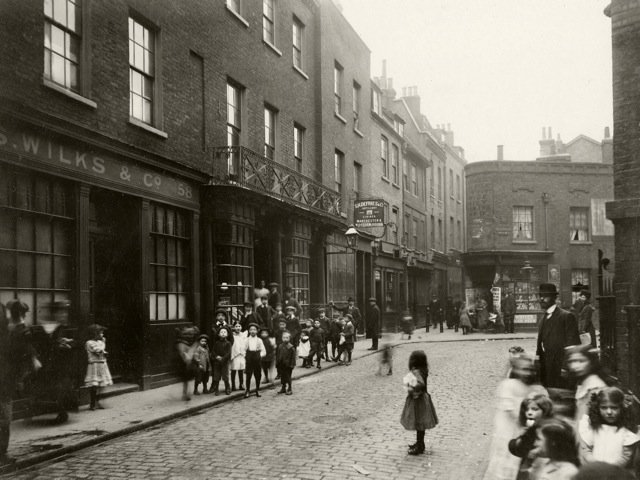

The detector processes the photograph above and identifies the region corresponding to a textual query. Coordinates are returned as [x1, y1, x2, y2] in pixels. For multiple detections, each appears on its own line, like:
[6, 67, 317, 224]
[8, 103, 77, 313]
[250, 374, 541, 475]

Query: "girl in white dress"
[229, 322, 247, 391]
[84, 324, 113, 411]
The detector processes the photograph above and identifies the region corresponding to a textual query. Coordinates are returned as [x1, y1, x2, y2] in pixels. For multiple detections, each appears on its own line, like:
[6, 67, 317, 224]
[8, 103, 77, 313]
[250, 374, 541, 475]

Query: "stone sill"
[334, 112, 347, 124]
[354, 127, 364, 138]
[42, 78, 97, 108]
[264, 40, 283, 57]
[293, 65, 308, 80]
[128, 117, 168, 138]
[226, 6, 249, 27]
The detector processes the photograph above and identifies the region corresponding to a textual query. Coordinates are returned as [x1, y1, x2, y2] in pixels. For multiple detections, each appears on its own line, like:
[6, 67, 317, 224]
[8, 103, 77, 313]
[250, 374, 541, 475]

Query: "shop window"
[570, 207, 590, 242]
[385, 271, 395, 311]
[283, 228, 310, 317]
[149, 203, 190, 321]
[513, 206, 533, 240]
[0, 166, 73, 325]
[213, 220, 253, 314]
[502, 265, 542, 312]
[571, 269, 590, 303]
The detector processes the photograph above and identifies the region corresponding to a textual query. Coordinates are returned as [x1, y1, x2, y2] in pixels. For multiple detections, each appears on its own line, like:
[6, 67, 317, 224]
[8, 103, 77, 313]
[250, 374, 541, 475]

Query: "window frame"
[391, 144, 399, 184]
[44, 0, 84, 94]
[353, 162, 362, 199]
[391, 207, 399, 244]
[569, 207, 590, 243]
[411, 164, 418, 195]
[404, 213, 411, 247]
[264, 105, 277, 161]
[372, 88, 381, 115]
[334, 150, 344, 194]
[263, 0, 275, 46]
[293, 124, 304, 173]
[292, 16, 303, 70]
[334, 62, 343, 116]
[512, 206, 534, 241]
[353, 81, 361, 130]
[381, 136, 389, 177]
[226, 80, 243, 174]
[412, 218, 418, 249]
[128, 15, 160, 127]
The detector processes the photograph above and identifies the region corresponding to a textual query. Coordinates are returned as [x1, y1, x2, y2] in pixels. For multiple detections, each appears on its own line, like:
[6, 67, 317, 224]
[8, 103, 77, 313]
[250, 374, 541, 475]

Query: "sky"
[340, 0, 613, 162]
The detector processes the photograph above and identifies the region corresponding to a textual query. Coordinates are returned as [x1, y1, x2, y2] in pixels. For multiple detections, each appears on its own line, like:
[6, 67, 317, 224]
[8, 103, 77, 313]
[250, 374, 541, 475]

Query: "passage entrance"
[88, 188, 141, 382]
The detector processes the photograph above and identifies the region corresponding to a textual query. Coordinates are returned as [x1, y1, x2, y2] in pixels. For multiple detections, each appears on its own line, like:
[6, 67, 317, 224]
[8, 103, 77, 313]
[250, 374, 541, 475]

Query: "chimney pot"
[548, 127, 552, 139]
[605, 126, 611, 138]
[497, 145, 504, 161]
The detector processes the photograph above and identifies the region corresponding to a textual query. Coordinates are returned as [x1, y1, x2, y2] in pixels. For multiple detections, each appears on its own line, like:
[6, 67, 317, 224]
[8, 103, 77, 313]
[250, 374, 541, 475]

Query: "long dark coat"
[578, 301, 597, 348]
[366, 303, 381, 338]
[536, 307, 580, 388]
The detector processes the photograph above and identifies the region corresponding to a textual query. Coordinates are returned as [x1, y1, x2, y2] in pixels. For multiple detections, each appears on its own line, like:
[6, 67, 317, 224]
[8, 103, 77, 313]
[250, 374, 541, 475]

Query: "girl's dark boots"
[231, 371, 236, 391]
[408, 442, 425, 455]
[89, 387, 103, 411]
[193, 383, 200, 395]
[224, 381, 231, 395]
[238, 371, 244, 390]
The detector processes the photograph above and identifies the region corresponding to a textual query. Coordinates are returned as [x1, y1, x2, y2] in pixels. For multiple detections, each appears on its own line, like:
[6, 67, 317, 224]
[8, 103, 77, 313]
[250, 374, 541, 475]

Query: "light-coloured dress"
[230, 331, 247, 370]
[483, 379, 547, 480]
[579, 414, 640, 469]
[84, 339, 113, 387]
[574, 374, 607, 422]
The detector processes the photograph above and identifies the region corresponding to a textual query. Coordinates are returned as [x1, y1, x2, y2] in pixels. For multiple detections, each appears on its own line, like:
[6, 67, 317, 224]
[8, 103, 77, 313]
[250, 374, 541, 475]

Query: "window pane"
[51, 24, 65, 55]
[44, 0, 53, 18]
[143, 99, 152, 123]
[0, 211, 15, 249]
[149, 292, 157, 320]
[53, 0, 67, 25]
[44, 22, 51, 49]
[51, 53, 65, 85]
[0, 251, 16, 287]
[157, 266, 166, 291]
[54, 256, 69, 289]
[17, 253, 34, 287]
[16, 216, 34, 251]
[178, 294, 187, 319]
[168, 294, 178, 320]
[131, 94, 143, 119]
[168, 267, 177, 290]
[35, 217, 52, 253]
[36, 255, 52, 288]
[157, 294, 167, 320]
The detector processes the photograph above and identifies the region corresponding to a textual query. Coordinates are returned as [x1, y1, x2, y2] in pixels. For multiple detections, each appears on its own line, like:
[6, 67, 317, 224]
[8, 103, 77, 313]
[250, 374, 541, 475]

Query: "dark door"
[88, 189, 141, 382]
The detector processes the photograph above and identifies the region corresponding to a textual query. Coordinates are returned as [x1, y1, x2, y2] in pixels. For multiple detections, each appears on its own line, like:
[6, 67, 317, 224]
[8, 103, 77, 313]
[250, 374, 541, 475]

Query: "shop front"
[0, 117, 204, 398]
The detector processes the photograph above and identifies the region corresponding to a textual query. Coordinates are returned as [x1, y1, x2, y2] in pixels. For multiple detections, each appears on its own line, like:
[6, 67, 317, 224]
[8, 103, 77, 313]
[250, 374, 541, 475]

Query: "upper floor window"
[403, 158, 408, 190]
[128, 17, 155, 124]
[292, 17, 303, 70]
[438, 219, 443, 251]
[263, 0, 275, 44]
[449, 216, 454, 251]
[398, 122, 404, 137]
[227, 0, 241, 15]
[513, 206, 533, 240]
[411, 164, 418, 195]
[353, 81, 361, 129]
[391, 207, 399, 244]
[354, 162, 362, 199]
[412, 218, 418, 249]
[449, 169, 454, 198]
[404, 214, 411, 247]
[334, 62, 343, 115]
[381, 136, 388, 177]
[456, 174, 461, 201]
[44, 0, 81, 92]
[430, 215, 435, 249]
[264, 106, 277, 160]
[293, 125, 304, 173]
[457, 220, 462, 250]
[334, 150, 344, 194]
[391, 144, 399, 184]
[437, 167, 442, 200]
[430, 166, 434, 197]
[226, 81, 243, 173]
[570, 207, 590, 242]
[372, 89, 381, 115]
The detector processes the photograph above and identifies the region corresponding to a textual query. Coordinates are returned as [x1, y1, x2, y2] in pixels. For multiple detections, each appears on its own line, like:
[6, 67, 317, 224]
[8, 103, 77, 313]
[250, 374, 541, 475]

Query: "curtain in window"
[513, 207, 533, 240]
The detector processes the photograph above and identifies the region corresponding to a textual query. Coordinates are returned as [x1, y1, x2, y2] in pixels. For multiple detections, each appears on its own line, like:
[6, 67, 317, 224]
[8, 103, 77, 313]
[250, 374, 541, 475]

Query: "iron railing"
[211, 146, 342, 219]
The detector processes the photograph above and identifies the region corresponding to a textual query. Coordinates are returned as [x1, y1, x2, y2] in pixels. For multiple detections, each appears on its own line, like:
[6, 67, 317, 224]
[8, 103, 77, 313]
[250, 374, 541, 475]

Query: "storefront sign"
[0, 124, 199, 206]
[516, 314, 538, 324]
[491, 287, 501, 313]
[354, 199, 385, 228]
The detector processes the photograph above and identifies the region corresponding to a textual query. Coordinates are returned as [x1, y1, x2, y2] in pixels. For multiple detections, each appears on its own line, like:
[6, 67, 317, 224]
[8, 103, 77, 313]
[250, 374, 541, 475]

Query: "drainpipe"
[542, 193, 550, 250]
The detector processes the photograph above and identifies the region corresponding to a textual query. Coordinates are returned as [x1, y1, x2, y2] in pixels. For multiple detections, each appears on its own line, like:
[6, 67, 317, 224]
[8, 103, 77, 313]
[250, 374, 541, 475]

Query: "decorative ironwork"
[212, 146, 341, 218]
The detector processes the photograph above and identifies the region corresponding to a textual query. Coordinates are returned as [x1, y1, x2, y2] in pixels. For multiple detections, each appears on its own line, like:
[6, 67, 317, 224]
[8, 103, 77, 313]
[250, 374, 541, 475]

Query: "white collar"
[546, 304, 557, 316]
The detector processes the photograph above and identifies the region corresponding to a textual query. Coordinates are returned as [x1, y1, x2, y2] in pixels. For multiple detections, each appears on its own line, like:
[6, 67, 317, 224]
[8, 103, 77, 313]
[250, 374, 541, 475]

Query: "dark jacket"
[240, 311, 262, 331]
[579, 301, 597, 348]
[275, 328, 289, 346]
[333, 304, 361, 326]
[286, 316, 300, 337]
[509, 426, 538, 478]
[276, 342, 296, 369]
[262, 337, 275, 362]
[308, 326, 325, 344]
[343, 322, 355, 344]
[329, 319, 343, 339]
[366, 303, 380, 337]
[284, 295, 302, 318]
[268, 291, 282, 311]
[256, 304, 275, 330]
[210, 338, 231, 364]
[536, 307, 580, 388]
[428, 299, 442, 323]
[502, 294, 516, 316]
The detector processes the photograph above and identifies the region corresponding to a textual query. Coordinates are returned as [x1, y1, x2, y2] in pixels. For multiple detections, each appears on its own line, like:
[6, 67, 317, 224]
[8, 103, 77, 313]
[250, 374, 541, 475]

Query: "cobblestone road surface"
[6, 339, 536, 480]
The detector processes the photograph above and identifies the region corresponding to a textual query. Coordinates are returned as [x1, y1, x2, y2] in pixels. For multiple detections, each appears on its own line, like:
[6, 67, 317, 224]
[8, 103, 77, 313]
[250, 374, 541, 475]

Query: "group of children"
[485, 343, 640, 480]
[176, 306, 358, 400]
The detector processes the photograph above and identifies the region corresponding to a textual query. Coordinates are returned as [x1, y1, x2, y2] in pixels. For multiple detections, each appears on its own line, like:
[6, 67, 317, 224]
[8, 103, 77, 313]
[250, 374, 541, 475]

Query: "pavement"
[1, 328, 537, 478]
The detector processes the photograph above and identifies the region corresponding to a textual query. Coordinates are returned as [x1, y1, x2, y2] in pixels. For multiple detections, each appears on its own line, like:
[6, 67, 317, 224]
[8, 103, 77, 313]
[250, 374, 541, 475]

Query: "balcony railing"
[211, 146, 342, 218]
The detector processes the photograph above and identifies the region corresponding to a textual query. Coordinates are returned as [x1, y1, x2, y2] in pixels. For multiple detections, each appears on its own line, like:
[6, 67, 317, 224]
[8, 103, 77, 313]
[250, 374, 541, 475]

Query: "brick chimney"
[602, 126, 613, 164]
[444, 124, 454, 146]
[539, 126, 556, 156]
[497, 145, 504, 161]
[403, 86, 421, 118]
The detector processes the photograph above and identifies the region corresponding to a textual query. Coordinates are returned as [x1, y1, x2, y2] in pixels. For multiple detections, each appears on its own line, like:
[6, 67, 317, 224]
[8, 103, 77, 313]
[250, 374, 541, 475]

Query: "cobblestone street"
[5, 338, 536, 480]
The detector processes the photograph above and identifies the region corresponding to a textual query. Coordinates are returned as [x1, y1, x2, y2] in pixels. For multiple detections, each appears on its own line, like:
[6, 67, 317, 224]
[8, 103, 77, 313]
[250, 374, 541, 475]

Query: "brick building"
[463, 130, 614, 330]
[605, 0, 640, 392]
[0, 0, 372, 408]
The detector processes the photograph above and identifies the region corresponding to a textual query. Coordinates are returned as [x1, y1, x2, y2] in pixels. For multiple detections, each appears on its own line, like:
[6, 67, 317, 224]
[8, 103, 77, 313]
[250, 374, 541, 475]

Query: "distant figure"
[502, 291, 517, 334]
[254, 280, 270, 308]
[366, 297, 380, 350]
[428, 294, 442, 332]
[578, 290, 597, 348]
[536, 283, 580, 389]
[283, 286, 302, 319]
[175, 326, 199, 401]
[268, 283, 281, 311]
[377, 341, 393, 376]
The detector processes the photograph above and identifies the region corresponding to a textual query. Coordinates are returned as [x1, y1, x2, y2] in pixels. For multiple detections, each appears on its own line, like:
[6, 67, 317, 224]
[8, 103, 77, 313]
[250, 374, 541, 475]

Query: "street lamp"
[345, 225, 359, 249]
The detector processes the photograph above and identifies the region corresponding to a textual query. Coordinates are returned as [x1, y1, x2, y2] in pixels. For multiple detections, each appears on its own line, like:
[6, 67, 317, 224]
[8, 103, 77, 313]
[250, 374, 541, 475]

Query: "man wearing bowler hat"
[366, 297, 381, 350]
[536, 283, 580, 388]
[329, 296, 361, 335]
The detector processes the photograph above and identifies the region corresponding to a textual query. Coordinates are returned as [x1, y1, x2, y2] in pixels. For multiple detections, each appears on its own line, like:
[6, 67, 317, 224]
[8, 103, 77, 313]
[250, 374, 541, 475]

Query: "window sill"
[128, 117, 168, 138]
[226, 5, 249, 27]
[570, 241, 593, 245]
[334, 112, 347, 124]
[340, 212, 347, 218]
[293, 65, 308, 80]
[354, 127, 364, 138]
[392, 182, 400, 190]
[263, 40, 283, 57]
[381, 175, 391, 184]
[512, 240, 537, 244]
[42, 78, 97, 108]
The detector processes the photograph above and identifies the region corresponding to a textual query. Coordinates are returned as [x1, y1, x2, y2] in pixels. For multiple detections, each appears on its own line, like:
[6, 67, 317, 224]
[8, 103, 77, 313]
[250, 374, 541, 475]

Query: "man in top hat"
[578, 290, 597, 348]
[366, 297, 381, 350]
[329, 296, 361, 335]
[536, 283, 580, 389]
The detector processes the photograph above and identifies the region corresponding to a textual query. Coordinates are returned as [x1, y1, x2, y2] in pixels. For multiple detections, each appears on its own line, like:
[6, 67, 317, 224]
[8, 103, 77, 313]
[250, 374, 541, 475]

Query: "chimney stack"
[539, 126, 556, 156]
[497, 145, 504, 161]
[404, 86, 421, 119]
[605, 126, 611, 139]
[602, 126, 613, 164]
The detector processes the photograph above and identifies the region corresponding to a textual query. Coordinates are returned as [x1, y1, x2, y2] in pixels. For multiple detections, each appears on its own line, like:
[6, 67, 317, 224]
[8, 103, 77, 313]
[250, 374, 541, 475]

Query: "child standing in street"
[566, 344, 613, 422]
[308, 319, 325, 369]
[528, 419, 579, 480]
[192, 334, 211, 395]
[230, 322, 246, 391]
[377, 341, 393, 376]
[330, 315, 343, 361]
[341, 314, 355, 366]
[243, 323, 265, 398]
[285, 306, 300, 347]
[400, 350, 438, 455]
[317, 308, 331, 360]
[260, 327, 276, 384]
[578, 387, 640, 471]
[84, 324, 113, 411]
[210, 326, 232, 395]
[297, 329, 311, 368]
[276, 331, 296, 395]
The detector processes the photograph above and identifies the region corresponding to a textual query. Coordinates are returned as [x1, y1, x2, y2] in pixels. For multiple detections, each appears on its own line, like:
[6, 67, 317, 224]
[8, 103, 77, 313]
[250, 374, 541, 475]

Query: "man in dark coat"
[268, 283, 281, 311]
[240, 302, 262, 331]
[501, 291, 517, 334]
[428, 295, 443, 332]
[283, 286, 302, 318]
[536, 283, 580, 389]
[255, 296, 275, 331]
[366, 297, 380, 350]
[578, 290, 597, 348]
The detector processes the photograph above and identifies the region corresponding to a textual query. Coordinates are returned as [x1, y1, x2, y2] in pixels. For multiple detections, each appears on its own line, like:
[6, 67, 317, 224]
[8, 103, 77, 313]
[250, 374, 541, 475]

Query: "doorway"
[88, 188, 141, 383]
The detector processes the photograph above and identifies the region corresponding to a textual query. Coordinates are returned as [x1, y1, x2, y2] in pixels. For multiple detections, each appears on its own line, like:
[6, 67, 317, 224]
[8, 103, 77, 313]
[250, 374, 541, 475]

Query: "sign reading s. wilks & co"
[354, 199, 385, 228]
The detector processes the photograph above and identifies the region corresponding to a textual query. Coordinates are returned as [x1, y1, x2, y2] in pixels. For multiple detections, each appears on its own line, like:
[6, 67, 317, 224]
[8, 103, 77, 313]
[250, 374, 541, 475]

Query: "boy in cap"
[316, 308, 331, 360]
[272, 302, 286, 332]
[308, 318, 325, 369]
[341, 315, 355, 365]
[329, 313, 343, 361]
[259, 327, 276, 384]
[193, 334, 211, 395]
[276, 331, 296, 395]
[210, 326, 232, 395]
[285, 305, 300, 347]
